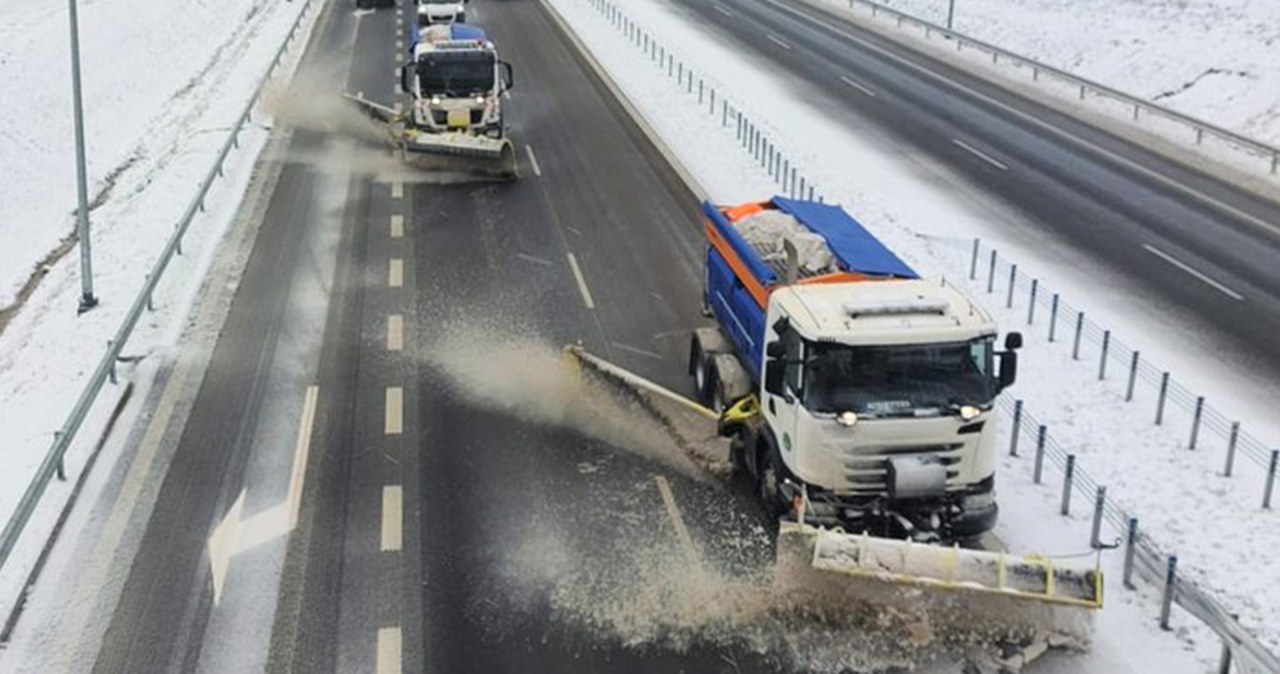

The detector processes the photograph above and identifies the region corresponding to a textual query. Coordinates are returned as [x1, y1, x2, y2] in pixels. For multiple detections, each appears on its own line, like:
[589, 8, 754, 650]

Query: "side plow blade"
[403, 133, 519, 181]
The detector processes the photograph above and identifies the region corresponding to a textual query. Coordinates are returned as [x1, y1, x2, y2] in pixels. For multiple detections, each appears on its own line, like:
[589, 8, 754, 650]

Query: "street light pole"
[68, 0, 97, 313]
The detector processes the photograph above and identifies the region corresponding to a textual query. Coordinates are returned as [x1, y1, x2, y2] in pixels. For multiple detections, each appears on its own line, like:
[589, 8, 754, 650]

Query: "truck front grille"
[841, 444, 965, 494]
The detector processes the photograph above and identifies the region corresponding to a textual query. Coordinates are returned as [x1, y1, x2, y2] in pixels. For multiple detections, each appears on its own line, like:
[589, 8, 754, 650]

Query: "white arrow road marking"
[209, 385, 318, 605]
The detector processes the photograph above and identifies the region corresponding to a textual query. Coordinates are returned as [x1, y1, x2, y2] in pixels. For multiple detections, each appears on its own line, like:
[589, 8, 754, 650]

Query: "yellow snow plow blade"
[342, 92, 518, 181]
[776, 521, 1101, 647]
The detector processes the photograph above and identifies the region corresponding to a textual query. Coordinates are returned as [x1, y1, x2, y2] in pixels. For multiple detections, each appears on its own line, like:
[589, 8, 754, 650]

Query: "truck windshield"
[803, 338, 995, 415]
[418, 52, 494, 96]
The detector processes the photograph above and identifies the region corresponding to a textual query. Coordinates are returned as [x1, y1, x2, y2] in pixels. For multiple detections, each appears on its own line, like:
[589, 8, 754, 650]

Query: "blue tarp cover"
[772, 197, 918, 279]
[409, 23, 487, 54]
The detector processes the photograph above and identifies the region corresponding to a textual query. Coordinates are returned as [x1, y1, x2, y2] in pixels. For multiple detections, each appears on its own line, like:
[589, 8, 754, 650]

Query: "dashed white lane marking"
[714, 3, 733, 16]
[611, 341, 663, 360]
[385, 387, 403, 435]
[396, 39, 403, 52]
[653, 475, 699, 563]
[381, 486, 403, 552]
[1142, 244, 1244, 301]
[388, 259, 403, 288]
[517, 252, 553, 266]
[387, 315, 404, 351]
[566, 252, 596, 310]
[839, 74, 876, 97]
[391, 180, 404, 199]
[524, 144, 543, 177]
[377, 627, 402, 674]
[390, 214, 404, 238]
[761, 0, 1280, 239]
[766, 34, 792, 50]
[952, 138, 1009, 171]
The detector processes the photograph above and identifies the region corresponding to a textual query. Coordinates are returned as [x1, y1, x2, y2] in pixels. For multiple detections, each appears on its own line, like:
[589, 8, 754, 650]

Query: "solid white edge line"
[566, 252, 596, 309]
[1142, 244, 1244, 301]
[839, 74, 877, 97]
[525, 144, 543, 177]
[385, 386, 404, 434]
[287, 386, 319, 528]
[377, 627, 402, 674]
[766, 33, 792, 50]
[380, 486, 403, 552]
[771, 0, 1280, 239]
[952, 138, 1009, 171]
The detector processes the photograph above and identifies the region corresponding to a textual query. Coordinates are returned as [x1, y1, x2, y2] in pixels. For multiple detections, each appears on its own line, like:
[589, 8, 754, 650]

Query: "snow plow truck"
[564, 197, 1103, 647]
[345, 22, 516, 179]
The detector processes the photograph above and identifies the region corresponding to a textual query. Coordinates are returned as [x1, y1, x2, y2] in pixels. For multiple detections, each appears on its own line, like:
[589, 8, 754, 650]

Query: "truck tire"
[756, 437, 788, 520]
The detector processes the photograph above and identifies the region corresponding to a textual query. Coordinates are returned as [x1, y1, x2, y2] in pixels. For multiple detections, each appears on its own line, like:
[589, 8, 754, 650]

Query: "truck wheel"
[757, 443, 787, 520]
[689, 339, 711, 404]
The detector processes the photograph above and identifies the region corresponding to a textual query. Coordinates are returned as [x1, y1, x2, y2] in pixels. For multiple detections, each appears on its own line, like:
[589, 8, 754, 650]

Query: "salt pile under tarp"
[733, 210, 838, 278]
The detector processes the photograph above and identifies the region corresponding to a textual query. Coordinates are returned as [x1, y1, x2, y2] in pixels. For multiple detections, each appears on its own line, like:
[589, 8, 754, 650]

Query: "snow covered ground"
[0, 0, 318, 622]
[544, 0, 1280, 666]
[865, 0, 1280, 146]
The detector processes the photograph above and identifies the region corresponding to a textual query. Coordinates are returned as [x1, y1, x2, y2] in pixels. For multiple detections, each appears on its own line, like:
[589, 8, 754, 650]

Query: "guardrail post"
[1218, 633, 1233, 674]
[107, 340, 117, 384]
[1090, 486, 1107, 548]
[1060, 454, 1075, 515]
[1009, 399, 1023, 456]
[1122, 517, 1138, 589]
[1196, 128, 1204, 145]
[807, 184, 815, 201]
[1156, 372, 1170, 425]
[800, 176, 807, 198]
[1032, 66, 1039, 81]
[1160, 555, 1178, 629]
[1121, 519, 1141, 588]
[969, 238, 980, 280]
[1189, 397, 1205, 449]
[1125, 351, 1140, 401]
[1133, 104, 1140, 121]
[1005, 264, 1017, 307]
[782, 159, 790, 189]
[721, 99, 727, 126]
[1098, 330, 1110, 380]
[698, 78, 703, 103]
[1027, 278, 1038, 325]
[709, 87, 715, 114]
[1224, 422, 1239, 476]
[1033, 425, 1047, 484]
[1264, 450, 1278, 509]
[986, 249, 997, 293]
[54, 431, 66, 481]
[1072, 312, 1084, 360]
[1048, 293, 1059, 341]
[1079, 84, 1086, 100]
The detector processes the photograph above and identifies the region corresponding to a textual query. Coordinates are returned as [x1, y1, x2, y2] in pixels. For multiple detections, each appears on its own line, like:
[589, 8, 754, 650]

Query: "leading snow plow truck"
[345, 23, 516, 179]
[565, 197, 1103, 647]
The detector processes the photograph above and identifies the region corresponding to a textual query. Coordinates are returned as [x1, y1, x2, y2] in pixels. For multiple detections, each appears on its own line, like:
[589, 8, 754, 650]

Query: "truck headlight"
[430, 95, 441, 106]
[958, 405, 980, 421]
[836, 411, 858, 427]
[475, 95, 485, 105]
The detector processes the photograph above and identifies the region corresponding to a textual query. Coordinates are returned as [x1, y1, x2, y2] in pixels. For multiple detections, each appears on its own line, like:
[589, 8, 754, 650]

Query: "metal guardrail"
[571, 0, 1280, 671]
[809, 0, 1280, 176]
[0, 0, 320, 574]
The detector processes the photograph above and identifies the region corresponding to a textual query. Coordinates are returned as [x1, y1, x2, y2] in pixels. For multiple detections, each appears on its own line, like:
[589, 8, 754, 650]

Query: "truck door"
[763, 313, 803, 474]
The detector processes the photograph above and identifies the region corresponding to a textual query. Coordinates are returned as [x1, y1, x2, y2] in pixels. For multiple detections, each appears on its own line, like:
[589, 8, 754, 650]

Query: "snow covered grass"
[859, 0, 1280, 147]
[546, 0, 1279, 665]
[0, 0, 320, 622]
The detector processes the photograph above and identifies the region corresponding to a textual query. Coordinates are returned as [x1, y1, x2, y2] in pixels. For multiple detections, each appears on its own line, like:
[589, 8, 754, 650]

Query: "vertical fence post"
[1090, 486, 1107, 548]
[1048, 293, 1059, 341]
[1224, 422, 1239, 476]
[1218, 633, 1233, 674]
[1189, 397, 1205, 449]
[1060, 454, 1075, 515]
[1033, 425, 1047, 484]
[1005, 264, 1017, 308]
[1156, 372, 1170, 425]
[969, 239, 980, 280]
[54, 431, 67, 481]
[1264, 450, 1278, 509]
[1122, 517, 1138, 589]
[107, 340, 117, 384]
[1009, 399, 1023, 456]
[1072, 312, 1084, 360]
[1027, 279, 1038, 325]
[1125, 351, 1140, 402]
[808, 184, 815, 201]
[1160, 555, 1178, 629]
[986, 249, 997, 293]
[1098, 330, 1110, 380]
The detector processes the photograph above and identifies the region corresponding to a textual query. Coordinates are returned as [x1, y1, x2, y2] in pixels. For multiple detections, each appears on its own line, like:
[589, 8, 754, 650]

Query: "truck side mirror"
[771, 316, 791, 337]
[499, 61, 514, 90]
[997, 351, 1018, 392]
[764, 359, 786, 397]
[1004, 332, 1023, 350]
[766, 341, 785, 359]
[400, 61, 414, 95]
